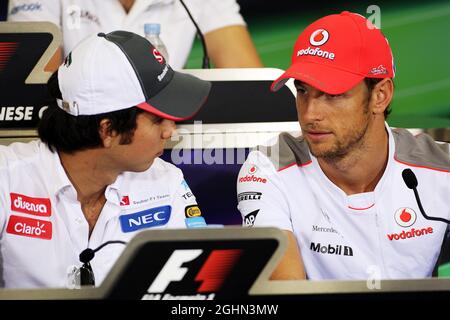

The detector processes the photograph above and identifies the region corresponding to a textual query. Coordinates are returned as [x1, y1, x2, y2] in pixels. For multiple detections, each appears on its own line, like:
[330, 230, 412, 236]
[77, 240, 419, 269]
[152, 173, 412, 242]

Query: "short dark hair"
[364, 78, 393, 119]
[39, 72, 144, 153]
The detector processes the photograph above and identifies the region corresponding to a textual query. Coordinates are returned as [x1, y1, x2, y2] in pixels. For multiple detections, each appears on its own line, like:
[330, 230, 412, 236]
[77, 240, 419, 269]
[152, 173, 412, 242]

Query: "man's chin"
[308, 142, 341, 160]
[306, 140, 328, 157]
[129, 159, 155, 173]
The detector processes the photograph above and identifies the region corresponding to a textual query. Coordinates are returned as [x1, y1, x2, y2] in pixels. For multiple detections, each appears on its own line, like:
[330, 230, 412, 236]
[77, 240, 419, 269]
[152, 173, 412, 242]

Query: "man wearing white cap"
[237, 12, 450, 280]
[0, 30, 211, 288]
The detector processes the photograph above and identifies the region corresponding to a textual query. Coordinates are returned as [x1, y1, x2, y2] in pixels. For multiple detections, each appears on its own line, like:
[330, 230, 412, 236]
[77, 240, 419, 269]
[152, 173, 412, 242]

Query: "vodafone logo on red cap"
[310, 29, 329, 46]
[297, 28, 335, 61]
[394, 207, 417, 228]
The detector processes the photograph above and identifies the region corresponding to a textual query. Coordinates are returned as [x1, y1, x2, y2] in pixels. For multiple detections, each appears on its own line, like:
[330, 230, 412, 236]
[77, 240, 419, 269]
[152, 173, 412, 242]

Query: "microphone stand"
[179, 0, 210, 69]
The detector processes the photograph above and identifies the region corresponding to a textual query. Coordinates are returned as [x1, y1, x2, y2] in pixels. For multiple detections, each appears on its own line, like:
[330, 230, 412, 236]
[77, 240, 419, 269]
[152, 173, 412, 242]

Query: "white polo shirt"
[237, 125, 450, 280]
[7, 0, 245, 69]
[0, 140, 205, 288]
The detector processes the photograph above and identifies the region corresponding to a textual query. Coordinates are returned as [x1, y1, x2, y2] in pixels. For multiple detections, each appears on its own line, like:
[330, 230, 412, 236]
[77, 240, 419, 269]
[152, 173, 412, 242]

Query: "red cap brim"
[271, 61, 365, 95]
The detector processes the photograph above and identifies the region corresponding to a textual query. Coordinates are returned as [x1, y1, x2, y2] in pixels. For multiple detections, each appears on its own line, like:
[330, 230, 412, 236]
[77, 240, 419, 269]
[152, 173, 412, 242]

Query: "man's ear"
[98, 119, 118, 148]
[370, 78, 394, 115]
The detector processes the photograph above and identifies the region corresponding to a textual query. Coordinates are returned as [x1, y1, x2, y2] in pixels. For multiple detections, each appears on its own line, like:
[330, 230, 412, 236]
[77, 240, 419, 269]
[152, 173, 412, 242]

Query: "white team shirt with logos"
[7, 0, 245, 69]
[0, 140, 203, 288]
[237, 126, 450, 280]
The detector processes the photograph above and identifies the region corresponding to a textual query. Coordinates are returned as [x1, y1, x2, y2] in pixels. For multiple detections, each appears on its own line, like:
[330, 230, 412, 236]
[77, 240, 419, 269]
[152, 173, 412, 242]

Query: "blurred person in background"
[8, 0, 263, 70]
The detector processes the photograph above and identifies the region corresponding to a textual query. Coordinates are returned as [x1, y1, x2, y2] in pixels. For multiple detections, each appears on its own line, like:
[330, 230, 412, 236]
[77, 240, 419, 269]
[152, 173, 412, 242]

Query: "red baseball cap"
[271, 11, 395, 94]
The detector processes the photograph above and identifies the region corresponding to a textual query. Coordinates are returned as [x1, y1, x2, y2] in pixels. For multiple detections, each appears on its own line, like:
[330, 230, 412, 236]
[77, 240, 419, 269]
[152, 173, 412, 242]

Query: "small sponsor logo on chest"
[310, 242, 353, 256]
[6, 215, 52, 240]
[120, 205, 171, 233]
[10, 193, 52, 216]
[120, 193, 170, 207]
[387, 207, 434, 241]
[312, 225, 339, 234]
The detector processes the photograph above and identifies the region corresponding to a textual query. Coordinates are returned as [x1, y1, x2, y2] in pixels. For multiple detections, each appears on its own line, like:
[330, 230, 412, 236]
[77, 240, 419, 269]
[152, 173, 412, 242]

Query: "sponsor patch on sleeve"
[185, 205, 202, 218]
[244, 210, 259, 227]
[181, 191, 194, 201]
[185, 216, 207, 229]
[238, 164, 268, 184]
[237, 192, 262, 203]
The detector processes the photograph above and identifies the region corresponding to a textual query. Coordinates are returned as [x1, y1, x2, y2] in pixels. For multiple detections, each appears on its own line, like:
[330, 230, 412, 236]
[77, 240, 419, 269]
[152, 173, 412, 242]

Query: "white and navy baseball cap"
[57, 30, 211, 121]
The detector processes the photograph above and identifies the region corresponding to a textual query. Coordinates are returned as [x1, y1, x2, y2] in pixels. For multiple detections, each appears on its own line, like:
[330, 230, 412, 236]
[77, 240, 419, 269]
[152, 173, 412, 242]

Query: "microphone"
[402, 169, 450, 224]
[179, 0, 210, 69]
[78, 240, 126, 286]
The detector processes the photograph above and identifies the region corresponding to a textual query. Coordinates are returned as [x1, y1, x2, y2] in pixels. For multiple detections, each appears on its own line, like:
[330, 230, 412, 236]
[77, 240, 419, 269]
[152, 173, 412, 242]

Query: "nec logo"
[119, 205, 171, 232]
[145, 249, 242, 295]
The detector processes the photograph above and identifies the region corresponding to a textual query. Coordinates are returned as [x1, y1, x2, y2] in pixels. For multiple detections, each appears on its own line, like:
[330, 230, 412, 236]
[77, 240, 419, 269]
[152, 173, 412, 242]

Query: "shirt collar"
[40, 142, 125, 201]
[374, 122, 395, 194]
[39, 142, 72, 197]
[308, 121, 395, 197]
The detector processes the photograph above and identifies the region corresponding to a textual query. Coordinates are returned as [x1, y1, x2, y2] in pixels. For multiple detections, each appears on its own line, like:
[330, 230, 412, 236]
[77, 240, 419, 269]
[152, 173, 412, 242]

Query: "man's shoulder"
[122, 157, 183, 183]
[0, 140, 46, 171]
[250, 132, 311, 172]
[392, 128, 450, 172]
[149, 157, 183, 175]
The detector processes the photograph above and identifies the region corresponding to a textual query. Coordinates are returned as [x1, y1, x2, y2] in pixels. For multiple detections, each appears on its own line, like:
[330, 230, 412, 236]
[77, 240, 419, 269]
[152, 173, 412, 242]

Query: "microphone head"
[79, 248, 95, 264]
[402, 168, 418, 189]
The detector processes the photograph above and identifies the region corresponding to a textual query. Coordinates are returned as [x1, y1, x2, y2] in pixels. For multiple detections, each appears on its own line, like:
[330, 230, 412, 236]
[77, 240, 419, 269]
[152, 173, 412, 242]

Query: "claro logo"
[6, 215, 52, 240]
[10, 193, 52, 216]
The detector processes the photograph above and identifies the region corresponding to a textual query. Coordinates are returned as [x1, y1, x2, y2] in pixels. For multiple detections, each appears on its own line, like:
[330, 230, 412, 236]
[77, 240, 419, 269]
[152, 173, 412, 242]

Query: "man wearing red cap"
[237, 12, 450, 280]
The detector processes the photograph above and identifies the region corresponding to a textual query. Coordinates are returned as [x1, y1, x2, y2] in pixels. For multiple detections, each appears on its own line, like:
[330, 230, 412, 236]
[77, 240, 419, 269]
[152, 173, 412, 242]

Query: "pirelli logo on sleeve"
[237, 192, 262, 203]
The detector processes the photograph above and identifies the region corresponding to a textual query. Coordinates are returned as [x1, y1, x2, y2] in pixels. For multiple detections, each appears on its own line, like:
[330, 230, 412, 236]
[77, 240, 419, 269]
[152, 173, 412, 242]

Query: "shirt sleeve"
[196, 0, 246, 34]
[0, 152, 9, 236]
[237, 150, 293, 231]
[169, 169, 207, 229]
[0, 176, 6, 235]
[7, 0, 61, 27]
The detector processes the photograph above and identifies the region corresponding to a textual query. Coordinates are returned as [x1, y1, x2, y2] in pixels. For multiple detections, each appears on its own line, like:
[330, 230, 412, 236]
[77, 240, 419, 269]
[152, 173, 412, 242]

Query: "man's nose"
[299, 97, 325, 123]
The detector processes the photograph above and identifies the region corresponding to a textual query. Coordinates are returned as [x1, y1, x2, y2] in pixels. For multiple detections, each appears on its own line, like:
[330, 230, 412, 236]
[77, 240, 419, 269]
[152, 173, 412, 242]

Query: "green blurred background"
[186, 0, 450, 129]
[1, 0, 448, 128]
